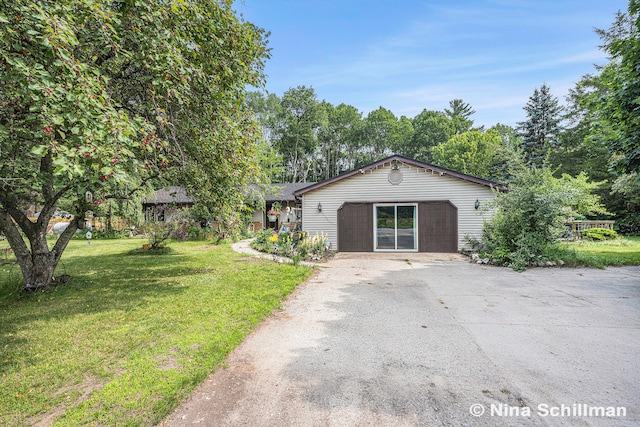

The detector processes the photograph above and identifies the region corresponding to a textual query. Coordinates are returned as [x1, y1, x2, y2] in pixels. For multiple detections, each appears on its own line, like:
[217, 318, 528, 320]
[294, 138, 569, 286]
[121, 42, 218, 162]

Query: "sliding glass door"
[375, 206, 395, 250]
[374, 204, 417, 251]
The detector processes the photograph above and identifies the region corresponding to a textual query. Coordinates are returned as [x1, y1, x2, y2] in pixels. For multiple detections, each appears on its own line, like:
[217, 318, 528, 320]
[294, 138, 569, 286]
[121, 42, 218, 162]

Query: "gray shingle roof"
[142, 186, 193, 205]
[264, 183, 316, 202]
[143, 183, 315, 206]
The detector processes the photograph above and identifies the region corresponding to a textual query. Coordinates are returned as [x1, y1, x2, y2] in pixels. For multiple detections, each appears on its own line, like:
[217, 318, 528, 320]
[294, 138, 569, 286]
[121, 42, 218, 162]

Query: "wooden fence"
[569, 220, 616, 240]
[90, 217, 133, 232]
[27, 217, 134, 234]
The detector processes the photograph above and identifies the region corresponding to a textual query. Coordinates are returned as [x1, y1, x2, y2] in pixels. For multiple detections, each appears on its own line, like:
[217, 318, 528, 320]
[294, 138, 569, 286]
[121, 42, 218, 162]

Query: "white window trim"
[373, 203, 418, 252]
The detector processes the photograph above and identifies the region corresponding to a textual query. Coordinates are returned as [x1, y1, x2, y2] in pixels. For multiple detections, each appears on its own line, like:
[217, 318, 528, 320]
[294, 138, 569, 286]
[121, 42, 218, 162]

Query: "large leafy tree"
[431, 130, 502, 180]
[0, 0, 269, 290]
[246, 91, 282, 146]
[245, 91, 284, 182]
[517, 84, 563, 167]
[588, 1, 640, 174]
[548, 75, 621, 223]
[551, 76, 612, 181]
[397, 109, 454, 163]
[273, 85, 322, 182]
[555, 4, 639, 233]
[358, 107, 398, 165]
[316, 102, 363, 179]
[486, 124, 525, 183]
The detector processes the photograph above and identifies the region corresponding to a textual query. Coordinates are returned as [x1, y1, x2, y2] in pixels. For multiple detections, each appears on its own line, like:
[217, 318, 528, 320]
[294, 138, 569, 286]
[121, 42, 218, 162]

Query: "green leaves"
[482, 166, 608, 270]
[585, 5, 640, 174]
[30, 145, 48, 157]
[431, 130, 502, 179]
[405, 109, 455, 162]
[517, 84, 563, 167]
[0, 0, 269, 285]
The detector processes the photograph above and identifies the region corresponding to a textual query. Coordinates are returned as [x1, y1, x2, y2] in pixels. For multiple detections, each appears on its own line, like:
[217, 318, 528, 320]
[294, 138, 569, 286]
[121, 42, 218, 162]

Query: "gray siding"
[300, 162, 496, 251]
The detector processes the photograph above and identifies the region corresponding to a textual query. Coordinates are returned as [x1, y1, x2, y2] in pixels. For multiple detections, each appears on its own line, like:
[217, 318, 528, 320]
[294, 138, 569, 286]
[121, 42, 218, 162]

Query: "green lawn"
[0, 239, 312, 426]
[559, 235, 640, 267]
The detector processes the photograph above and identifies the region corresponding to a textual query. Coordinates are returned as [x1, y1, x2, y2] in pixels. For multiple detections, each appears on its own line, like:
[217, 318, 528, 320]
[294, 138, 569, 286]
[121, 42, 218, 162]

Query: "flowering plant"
[268, 202, 283, 216]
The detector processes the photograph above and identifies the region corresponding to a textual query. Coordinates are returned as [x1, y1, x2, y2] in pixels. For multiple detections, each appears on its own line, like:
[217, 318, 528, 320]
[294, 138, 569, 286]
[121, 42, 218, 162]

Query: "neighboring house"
[142, 186, 194, 222]
[251, 182, 316, 231]
[293, 154, 506, 253]
[143, 184, 315, 229]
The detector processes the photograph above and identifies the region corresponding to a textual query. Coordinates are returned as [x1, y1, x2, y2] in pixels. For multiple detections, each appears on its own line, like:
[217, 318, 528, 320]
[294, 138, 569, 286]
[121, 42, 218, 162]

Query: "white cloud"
[253, 0, 626, 127]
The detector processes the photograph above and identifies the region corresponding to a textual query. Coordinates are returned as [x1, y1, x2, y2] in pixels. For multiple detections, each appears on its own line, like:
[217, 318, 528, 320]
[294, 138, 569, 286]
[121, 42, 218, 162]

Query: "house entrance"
[374, 204, 417, 251]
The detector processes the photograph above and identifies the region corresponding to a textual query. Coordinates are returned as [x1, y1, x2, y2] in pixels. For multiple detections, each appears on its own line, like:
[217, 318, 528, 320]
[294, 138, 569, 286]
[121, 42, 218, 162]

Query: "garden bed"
[250, 229, 333, 264]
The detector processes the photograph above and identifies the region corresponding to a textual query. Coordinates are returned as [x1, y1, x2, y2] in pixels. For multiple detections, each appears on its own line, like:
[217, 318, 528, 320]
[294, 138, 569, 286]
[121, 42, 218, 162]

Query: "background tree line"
[246, 88, 498, 182]
[247, 0, 639, 235]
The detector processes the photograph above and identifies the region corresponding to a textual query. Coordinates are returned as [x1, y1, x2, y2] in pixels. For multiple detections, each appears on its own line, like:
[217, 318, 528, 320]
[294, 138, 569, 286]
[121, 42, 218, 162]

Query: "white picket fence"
[569, 220, 616, 240]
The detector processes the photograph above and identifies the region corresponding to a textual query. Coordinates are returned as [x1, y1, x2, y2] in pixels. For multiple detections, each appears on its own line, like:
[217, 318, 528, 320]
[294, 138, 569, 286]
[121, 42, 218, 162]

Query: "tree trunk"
[0, 208, 79, 292]
[106, 204, 113, 233]
[21, 249, 57, 292]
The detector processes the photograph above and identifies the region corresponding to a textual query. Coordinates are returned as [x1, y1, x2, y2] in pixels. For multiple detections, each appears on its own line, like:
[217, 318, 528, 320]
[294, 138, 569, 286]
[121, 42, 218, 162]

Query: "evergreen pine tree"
[517, 84, 563, 166]
[444, 99, 476, 134]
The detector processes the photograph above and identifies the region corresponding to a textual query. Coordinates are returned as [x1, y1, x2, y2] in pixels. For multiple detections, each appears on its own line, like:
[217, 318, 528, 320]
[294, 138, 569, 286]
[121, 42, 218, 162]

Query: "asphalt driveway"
[162, 253, 640, 426]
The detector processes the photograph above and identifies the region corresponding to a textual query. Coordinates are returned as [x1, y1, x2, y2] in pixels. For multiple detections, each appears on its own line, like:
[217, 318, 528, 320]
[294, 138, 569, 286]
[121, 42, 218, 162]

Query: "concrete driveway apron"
[162, 253, 640, 427]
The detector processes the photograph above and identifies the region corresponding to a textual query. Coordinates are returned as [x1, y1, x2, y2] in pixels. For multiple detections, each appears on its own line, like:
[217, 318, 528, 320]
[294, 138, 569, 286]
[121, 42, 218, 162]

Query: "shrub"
[482, 166, 608, 271]
[138, 221, 191, 249]
[614, 213, 640, 235]
[139, 222, 172, 249]
[251, 228, 277, 253]
[186, 225, 215, 241]
[188, 225, 201, 239]
[171, 223, 190, 242]
[583, 228, 618, 241]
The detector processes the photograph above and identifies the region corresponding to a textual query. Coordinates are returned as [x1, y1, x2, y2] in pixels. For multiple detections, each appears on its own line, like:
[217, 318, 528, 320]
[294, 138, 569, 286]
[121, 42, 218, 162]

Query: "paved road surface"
[162, 252, 640, 426]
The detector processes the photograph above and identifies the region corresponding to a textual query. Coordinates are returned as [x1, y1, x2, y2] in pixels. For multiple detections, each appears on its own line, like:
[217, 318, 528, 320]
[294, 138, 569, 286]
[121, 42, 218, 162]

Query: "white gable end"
[300, 162, 497, 251]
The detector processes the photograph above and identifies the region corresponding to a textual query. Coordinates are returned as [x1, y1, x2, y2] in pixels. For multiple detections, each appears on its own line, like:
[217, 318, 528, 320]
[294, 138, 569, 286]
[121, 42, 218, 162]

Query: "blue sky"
[234, 0, 628, 128]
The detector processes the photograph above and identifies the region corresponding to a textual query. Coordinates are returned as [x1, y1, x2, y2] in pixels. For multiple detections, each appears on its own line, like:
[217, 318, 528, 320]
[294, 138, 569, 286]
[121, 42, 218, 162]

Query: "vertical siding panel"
[337, 203, 373, 251]
[419, 202, 458, 252]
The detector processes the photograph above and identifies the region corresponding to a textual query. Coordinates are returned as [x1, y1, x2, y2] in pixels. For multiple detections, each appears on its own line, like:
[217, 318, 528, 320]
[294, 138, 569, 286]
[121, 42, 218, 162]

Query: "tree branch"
[36, 153, 72, 232]
[101, 172, 161, 200]
[0, 191, 35, 239]
[0, 207, 32, 272]
[52, 216, 81, 265]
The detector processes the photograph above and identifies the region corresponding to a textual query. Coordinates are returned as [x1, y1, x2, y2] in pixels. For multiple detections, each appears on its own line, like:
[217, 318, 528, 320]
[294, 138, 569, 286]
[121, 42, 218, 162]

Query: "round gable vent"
[388, 169, 403, 185]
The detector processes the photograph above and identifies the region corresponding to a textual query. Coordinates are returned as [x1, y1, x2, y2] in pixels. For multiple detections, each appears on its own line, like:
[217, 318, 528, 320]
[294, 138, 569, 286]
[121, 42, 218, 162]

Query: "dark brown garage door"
[418, 201, 458, 252]
[337, 202, 373, 252]
[337, 201, 458, 253]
